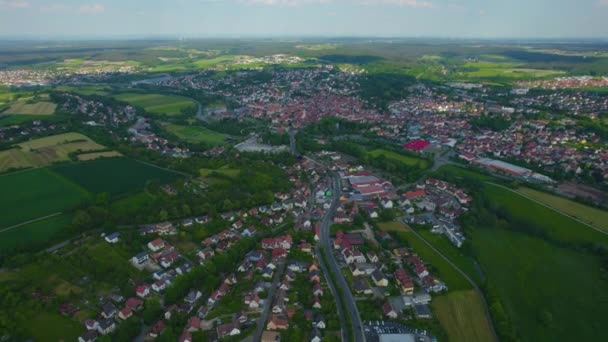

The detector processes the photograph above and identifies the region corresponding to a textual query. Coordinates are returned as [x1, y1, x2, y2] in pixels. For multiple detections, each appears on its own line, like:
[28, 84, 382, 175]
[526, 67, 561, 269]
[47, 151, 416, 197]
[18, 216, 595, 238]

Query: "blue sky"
[1, 0, 607, 38]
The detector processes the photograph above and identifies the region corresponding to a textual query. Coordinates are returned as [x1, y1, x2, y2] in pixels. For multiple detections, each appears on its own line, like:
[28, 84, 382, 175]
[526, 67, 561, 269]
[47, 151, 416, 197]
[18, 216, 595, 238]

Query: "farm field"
[0, 168, 89, 228]
[454, 61, 565, 82]
[470, 224, 608, 342]
[0, 114, 68, 127]
[516, 187, 608, 232]
[54, 85, 112, 96]
[368, 149, 430, 169]
[432, 290, 496, 342]
[0, 132, 109, 172]
[26, 312, 83, 342]
[51, 157, 182, 196]
[483, 183, 608, 247]
[162, 123, 229, 145]
[0, 214, 72, 253]
[76, 151, 122, 161]
[4, 100, 56, 115]
[114, 93, 197, 115]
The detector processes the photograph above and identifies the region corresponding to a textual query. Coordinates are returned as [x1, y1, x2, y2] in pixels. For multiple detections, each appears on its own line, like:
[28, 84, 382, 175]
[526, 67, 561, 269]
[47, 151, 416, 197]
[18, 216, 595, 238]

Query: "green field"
[4, 100, 56, 115]
[484, 183, 608, 247]
[163, 123, 229, 145]
[0, 132, 109, 172]
[114, 93, 197, 115]
[51, 157, 182, 196]
[368, 149, 430, 169]
[0, 168, 89, 228]
[27, 312, 83, 342]
[0, 214, 72, 252]
[200, 166, 241, 178]
[454, 61, 565, 82]
[517, 187, 608, 232]
[432, 290, 496, 342]
[470, 224, 608, 342]
[0, 114, 67, 126]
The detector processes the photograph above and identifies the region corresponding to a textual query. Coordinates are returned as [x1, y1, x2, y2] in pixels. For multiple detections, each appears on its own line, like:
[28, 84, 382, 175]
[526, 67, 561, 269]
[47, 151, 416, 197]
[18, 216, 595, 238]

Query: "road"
[317, 174, 365, 342]
[251, 261, 286, 342]
[404, 221, 499, 342]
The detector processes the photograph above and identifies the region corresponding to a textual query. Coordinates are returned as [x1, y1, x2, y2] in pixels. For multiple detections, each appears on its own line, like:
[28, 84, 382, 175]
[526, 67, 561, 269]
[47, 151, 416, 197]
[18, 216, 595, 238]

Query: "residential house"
[97, 319, 116, 335]
[136, 285, 150, 298]
[217, 322, 241, 338]
[78, 330, 98, 342]
[132, 252, 149, 265]
[383, 303, 398, 319]
[371, 270, 389, 287]
[104, 232, 120, 244]
[267, 315, 289, 330]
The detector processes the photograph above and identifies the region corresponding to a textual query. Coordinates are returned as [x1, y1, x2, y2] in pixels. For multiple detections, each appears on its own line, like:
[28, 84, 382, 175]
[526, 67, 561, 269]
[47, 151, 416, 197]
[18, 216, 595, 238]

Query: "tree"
[159, 209, 169, 221]
[143, 298, 162, 325]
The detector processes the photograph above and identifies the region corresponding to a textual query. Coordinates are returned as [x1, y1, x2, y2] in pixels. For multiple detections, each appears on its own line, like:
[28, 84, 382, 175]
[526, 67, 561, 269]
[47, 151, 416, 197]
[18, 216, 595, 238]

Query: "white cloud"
[0, 0, 30, 9]
[79, 3, 105, 13]
[597, 0, 608, 6]
[242, 0, 434, 7]
[40, 3, 105, 14]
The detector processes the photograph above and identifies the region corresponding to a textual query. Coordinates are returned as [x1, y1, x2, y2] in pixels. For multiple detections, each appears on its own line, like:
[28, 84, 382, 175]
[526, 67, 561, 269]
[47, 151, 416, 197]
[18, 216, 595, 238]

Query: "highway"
[317, 174, 366, 342]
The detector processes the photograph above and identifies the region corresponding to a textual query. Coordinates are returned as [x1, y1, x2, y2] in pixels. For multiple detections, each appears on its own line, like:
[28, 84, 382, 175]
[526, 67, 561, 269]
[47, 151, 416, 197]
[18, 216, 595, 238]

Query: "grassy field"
[377, 221, 409, 232]
[51, 157, 182, 196]
[454, 61, 565, 82]
[0, 168, 89, 228]
[162, 123, 229, 145]
[0, 114, 68, 126]
[470, 224, 608, 342]
[4, 100, 56, 115]
[27, 312, 83, 342]
[76, 151, 122, 161]
[517, 187, 608, 232]
[484, 183, 608, 247]
[0, 132, 108, 172]
[54, 85, 112, 96]
[432, 290, 496, 342]
[392, 229, 472, 291]
[0, 214, 72, 252]
[368, 149, 430, 169]
[200, 165, 241, 178]
[114, 93, 197, 115]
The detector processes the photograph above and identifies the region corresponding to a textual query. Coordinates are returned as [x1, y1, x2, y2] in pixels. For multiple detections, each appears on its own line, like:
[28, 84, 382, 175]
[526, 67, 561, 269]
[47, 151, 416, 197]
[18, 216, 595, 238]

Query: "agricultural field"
[470, 224, 608, 342]
[162, 123, 229, 146]
[76, 151, 122, 161]
[0, 214, 72, 254]
[53, 85, 112, 96]
[4, 100, 56, 115]
[432, 290, 496, 342]
[51, 157, 182, 196]
[0, 114, 67, 127]
[483, 183, 608, 247]
[453, 61, 565, 82]
[113, 93, 197, 115]
[0, 168, 89, 228]
[368, 149, 431, 169]
[0, 132, 109, 172]
[516, 187, 608, 232]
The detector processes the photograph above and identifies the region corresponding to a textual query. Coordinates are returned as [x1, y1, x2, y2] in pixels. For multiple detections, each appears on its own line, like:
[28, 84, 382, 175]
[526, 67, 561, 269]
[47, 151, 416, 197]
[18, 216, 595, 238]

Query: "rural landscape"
[1, 1, 608, 342]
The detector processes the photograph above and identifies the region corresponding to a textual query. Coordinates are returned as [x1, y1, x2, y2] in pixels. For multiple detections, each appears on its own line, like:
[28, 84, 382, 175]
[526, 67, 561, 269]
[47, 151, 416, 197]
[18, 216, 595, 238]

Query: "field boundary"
[486, 182, 608, 236]
[0, 212, 62, 233]
[132, 158, 192, 178]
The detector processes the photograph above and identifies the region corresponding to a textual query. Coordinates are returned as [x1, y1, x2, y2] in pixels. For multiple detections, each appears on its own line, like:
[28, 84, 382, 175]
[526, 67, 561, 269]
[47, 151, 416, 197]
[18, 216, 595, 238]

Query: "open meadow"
[517, 187, 608, 232]
[470, 224, 608, 342]
[0, 132, 109, 172]
[4, 100, 56, 115]
[0, 168, 89, 228]
[114, 93, 197, 115]
[162, 123, 229, 145]
[0, 214, 72, 253]
[432, 290, 496, 342]
[51, 157, 183, 196]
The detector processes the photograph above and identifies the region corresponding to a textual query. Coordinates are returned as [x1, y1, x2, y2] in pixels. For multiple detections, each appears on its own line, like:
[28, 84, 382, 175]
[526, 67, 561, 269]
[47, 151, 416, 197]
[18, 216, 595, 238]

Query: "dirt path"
[0, 212, 62, 233]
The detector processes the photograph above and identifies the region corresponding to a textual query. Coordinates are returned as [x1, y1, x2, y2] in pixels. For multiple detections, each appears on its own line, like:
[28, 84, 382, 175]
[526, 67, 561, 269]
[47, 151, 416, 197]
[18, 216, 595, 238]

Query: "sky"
[0, 0, 608, 38]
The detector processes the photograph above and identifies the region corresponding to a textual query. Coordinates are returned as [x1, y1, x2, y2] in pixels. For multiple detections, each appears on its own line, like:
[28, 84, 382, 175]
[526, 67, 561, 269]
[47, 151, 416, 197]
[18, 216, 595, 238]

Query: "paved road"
[403, 220, 499, 342]
[317, 174, 365, 342]
[251, 261, 286, 342]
